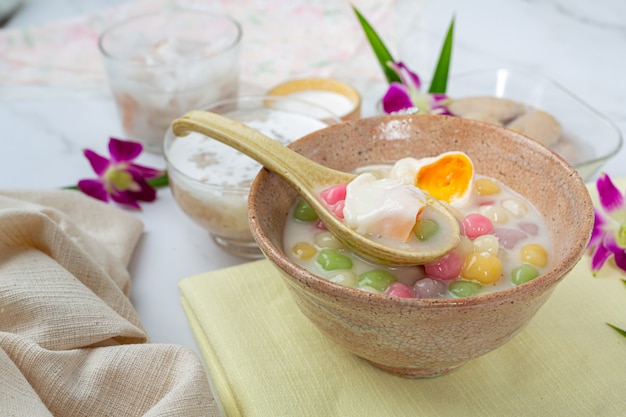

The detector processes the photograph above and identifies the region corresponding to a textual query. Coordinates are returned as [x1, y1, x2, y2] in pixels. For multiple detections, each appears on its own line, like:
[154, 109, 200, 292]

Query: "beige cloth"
[0, 189, 218, 416]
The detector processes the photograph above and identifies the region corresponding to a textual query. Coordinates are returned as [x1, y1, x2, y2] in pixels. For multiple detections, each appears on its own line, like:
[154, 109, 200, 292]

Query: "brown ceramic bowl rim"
[249, 114, 594, 309]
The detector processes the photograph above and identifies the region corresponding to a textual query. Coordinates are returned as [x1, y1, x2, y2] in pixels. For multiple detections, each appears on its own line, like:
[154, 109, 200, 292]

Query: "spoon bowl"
[171, 110, 460, 265]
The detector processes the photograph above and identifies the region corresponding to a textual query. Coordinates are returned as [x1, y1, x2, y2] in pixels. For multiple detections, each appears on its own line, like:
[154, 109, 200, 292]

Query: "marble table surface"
[2, 0, 625, 359]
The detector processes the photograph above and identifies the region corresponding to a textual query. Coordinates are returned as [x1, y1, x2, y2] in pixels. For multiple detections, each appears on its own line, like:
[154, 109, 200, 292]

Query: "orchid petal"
[109, 137, 143, 162]
[590, 242, 612, 274]
[588, 209, 608, 248]
[110, 191, 142, 210]
[77, 179, 109, 203]
[433, 106, 453, 116]
[430, 93, 453, 115]
[382, 83, 414, 113]
[108, 177, 154, 210]
[388, 61, 421, 90]
[597, 172, 625, 214]
[604, 235, 626, 272]
[612, 248, 626, 272]
[83, 149, 111, 176]
[127, 163, 164, 180]
[430, 93, 449, 103]
[129, 175, 158, 202]
[114, 173, 158, 203]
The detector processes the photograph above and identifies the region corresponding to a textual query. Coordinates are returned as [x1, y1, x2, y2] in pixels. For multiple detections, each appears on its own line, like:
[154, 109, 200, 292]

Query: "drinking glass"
[99, 9, 242, 153]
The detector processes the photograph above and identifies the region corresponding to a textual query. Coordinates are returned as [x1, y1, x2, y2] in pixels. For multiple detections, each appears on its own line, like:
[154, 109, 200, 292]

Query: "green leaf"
[148, 172, 169, 188]
[607, 323, 626, 339]
[352, 5, 401, 84]
[428, 16, 455, 94]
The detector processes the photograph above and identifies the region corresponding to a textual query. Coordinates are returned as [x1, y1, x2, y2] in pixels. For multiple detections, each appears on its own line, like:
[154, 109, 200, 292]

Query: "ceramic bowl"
[248, 114, 594, 378]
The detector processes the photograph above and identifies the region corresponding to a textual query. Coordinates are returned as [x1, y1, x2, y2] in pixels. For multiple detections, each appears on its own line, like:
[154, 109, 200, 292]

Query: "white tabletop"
[2, 0, 626, 358]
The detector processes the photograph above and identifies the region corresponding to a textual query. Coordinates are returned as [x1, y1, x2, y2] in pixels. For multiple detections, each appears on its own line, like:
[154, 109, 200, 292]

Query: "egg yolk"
[415, 153, 473, 204]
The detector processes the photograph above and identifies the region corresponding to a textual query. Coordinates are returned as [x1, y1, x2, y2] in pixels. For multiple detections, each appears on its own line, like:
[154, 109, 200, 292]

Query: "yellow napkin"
[179, 179, 626, 417]
[0, 190, 219, 417]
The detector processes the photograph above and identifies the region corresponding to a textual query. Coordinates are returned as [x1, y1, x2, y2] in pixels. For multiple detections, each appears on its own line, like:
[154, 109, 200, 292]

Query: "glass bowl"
[163, 95, 341, 259]
[446, 68, 623, 180]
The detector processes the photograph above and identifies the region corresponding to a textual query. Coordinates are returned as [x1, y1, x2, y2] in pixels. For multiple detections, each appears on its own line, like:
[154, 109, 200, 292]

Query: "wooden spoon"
[171, 110, 460, 265]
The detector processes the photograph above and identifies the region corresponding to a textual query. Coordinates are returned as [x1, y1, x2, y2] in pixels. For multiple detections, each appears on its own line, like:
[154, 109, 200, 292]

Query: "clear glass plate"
[446, 68, 623, 180]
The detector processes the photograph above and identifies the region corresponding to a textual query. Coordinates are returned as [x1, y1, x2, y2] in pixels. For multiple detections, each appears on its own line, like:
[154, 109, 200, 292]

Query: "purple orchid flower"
[588, 173, 626, 274]
[77, 138, 164, 210]
[381, 61, 452, 116]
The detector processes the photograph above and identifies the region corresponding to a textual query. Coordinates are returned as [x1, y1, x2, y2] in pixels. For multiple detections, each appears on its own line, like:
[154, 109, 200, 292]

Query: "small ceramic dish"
[267, 78, 361, 121]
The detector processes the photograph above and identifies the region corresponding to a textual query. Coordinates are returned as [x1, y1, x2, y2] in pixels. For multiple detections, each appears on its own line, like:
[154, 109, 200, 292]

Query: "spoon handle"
[171, 110, 355, 197]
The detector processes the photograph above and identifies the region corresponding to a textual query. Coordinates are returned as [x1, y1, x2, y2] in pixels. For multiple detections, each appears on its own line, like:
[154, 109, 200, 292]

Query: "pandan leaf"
[352, 5, 401, 84]
[147, 172, 169, 188]
[607, 323, 626, 339]
[428, 16, 455, 94]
